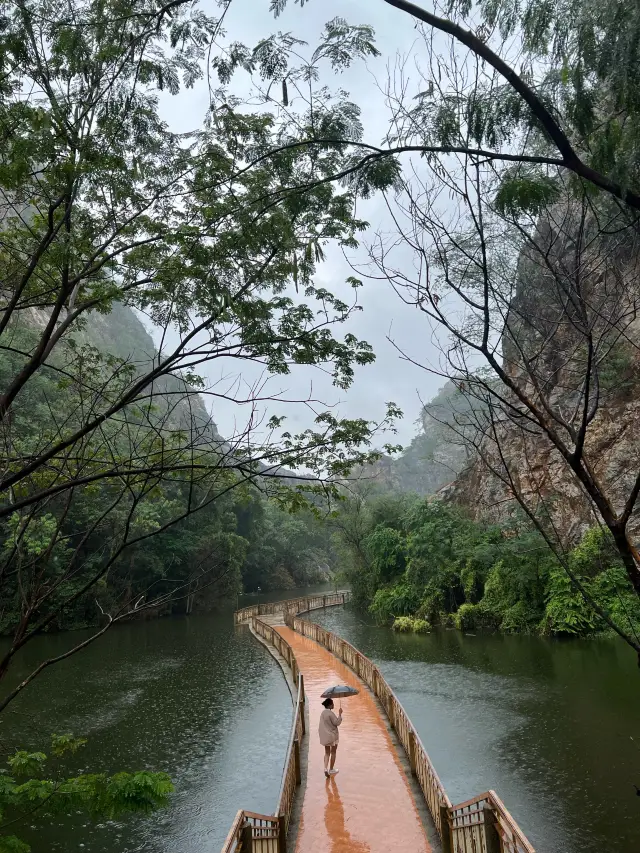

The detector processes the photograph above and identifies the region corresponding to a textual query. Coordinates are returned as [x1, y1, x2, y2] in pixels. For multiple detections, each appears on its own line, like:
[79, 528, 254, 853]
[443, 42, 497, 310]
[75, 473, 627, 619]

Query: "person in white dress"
[318, 697, 343, 777]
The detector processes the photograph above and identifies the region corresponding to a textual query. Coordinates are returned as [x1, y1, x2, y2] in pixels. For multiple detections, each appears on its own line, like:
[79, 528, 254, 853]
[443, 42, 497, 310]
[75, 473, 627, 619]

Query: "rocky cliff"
[359, 381, 476, 495]
[445, 200, 640, 545]
[19, 299, 221, 443]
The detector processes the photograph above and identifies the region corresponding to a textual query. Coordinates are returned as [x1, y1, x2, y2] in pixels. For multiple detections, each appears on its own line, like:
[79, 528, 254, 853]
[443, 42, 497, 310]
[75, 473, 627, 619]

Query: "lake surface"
[0, 585, 335, 853]
[2, 589, 639, 852]
[312, 605, 640, 853]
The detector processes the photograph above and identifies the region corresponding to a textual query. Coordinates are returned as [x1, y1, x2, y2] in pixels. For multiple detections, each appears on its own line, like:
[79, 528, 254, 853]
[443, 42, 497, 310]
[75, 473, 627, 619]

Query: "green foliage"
[454, 603, 480, 631]
[392, 616, 414, 632]
[0, 0, 403, 686]
[495, 173, 561, 217]
[240, 500, 337, 592]
[465, 0, 640, 188]
[541, 567, 600, 635]
[370, 582, 421, 622]
[335, 497, 640, 639]
[0, 735, 172, 852]
[363, 526, 406, 584]
[541, 528, 640, 635]
[392, 616, 430, 633]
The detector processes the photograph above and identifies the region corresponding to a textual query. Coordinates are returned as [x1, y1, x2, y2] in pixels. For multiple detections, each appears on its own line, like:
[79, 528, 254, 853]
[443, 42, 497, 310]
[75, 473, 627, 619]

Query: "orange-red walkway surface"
[275, 627, 431, 853]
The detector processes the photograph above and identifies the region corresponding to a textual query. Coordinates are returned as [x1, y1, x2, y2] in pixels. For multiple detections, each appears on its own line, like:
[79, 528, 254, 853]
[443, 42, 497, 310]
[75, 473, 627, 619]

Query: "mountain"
[445, 200, 640, 545]
[84, 304, 222, 442]
[358, 382, 475, 495]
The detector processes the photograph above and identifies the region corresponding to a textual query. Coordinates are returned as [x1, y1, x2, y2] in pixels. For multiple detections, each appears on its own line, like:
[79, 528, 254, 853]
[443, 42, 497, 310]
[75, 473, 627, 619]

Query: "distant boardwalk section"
[223, 593, 535, 853]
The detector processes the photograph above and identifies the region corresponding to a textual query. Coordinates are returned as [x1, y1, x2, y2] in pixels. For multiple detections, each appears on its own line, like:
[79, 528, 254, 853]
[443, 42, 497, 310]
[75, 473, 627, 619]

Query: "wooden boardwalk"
[224, 594, 536, 853]
[276, 625, 431, 853]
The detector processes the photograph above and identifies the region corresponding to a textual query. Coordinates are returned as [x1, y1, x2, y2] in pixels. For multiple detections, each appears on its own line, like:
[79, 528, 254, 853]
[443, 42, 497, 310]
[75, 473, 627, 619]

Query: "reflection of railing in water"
[224, 592, 535, 853]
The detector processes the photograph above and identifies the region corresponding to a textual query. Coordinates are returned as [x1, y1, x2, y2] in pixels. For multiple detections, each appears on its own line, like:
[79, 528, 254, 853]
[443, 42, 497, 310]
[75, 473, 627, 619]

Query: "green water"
[2, 589, 639, 853]
[312, 605, 640, 853]
[0, 588, 331, 853]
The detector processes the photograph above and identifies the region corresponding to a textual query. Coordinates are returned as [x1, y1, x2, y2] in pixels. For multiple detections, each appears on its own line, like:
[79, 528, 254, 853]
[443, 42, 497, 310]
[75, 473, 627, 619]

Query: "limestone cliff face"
[445, 201, 640, 544]
[357, 381, 474, 495]
[445, 398, 640, 542]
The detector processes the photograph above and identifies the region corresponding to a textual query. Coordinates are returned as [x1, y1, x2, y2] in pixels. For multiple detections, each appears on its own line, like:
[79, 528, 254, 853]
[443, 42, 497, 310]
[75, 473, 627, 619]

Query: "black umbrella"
[321, 685, 359, 698]
[321, 684, 359, 711]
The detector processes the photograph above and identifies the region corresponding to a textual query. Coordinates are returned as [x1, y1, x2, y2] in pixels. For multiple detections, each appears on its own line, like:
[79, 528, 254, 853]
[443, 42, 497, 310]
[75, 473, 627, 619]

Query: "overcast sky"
[151, 0, 449, 448]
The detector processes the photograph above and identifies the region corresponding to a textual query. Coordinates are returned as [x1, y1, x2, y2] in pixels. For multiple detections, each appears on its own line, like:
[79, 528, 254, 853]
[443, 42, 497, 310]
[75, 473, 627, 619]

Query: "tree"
[273, 0, 640, 655]
[364, 150, 640, 654]
[0, 0, 403, 705]
[0, 734, 172, 853]
[275, 0, 640, 210]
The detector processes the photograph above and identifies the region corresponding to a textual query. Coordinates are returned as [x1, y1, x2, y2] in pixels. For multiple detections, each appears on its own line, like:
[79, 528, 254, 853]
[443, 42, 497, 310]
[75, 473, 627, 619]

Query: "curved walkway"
[275, 626, 431, 853]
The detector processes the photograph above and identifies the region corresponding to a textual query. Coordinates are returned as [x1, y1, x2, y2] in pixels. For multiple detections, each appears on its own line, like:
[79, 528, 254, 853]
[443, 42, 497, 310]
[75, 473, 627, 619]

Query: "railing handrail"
[234, 591, 350, 625]
[488, 790, 536, 853]
[275, 667, 303, 817]
[220, 809, 280, 853]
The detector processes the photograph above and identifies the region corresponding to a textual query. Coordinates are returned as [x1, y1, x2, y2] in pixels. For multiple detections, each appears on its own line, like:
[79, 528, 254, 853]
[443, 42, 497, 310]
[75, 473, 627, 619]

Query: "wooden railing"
[287, 609, 535, 853]
[449, 790, 535, 853]
[234, 591, 349, 626]
[227, 591, 535, 853]
[220, 810, 282, 853]
[224, 592, 349, 852]
[252, 617, 305, 834]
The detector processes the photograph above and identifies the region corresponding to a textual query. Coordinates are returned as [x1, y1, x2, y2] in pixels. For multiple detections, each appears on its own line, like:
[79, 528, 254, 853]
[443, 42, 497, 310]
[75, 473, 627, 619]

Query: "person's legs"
[324, 745, 331, 775]
[329, 744, 338, 771]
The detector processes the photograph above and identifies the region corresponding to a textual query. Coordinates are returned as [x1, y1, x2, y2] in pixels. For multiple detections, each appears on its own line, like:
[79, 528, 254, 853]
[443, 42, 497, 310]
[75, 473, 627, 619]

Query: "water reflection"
[324, 776, 370, 853]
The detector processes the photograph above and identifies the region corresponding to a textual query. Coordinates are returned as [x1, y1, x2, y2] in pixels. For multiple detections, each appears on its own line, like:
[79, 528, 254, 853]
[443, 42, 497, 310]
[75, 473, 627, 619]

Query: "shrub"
[392, 616, 431, 633]
[454, 602, 480, 631]
[437, 610, 455, 628]
[500, 600, 537, 633]
[540, 567, 599, 635]
[454, 602, 500, 632]
[370, 582, 420, 623]
[392, 616, 415, 632]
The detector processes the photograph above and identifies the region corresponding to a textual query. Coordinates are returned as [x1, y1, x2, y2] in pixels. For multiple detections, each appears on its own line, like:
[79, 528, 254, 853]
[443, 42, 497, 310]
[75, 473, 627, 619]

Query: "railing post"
[483, 806, 501, 853]
[388, 694, 395, 730]
[241, 822, 253, 853]
[277, 814, 287, 853]
[439, 805, 453, 853]
[408, 730, 417, 776]
[323, 594, 327, 608]
[294, 737, 302, 785]
[354, 654, 360, 677]
[341, 640, 346, 662]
